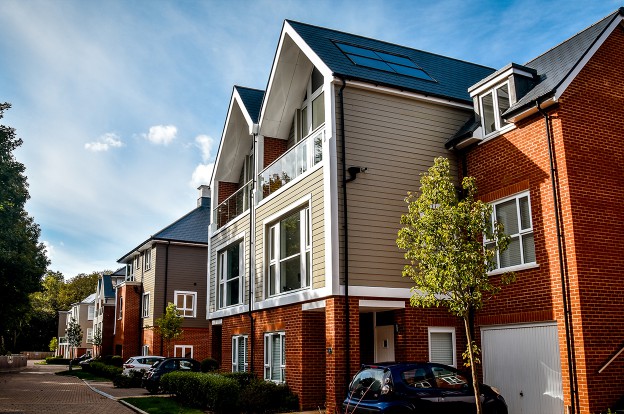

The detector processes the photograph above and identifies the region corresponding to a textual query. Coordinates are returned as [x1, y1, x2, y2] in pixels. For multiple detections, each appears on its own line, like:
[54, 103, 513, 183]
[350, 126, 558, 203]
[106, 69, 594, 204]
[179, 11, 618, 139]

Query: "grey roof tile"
[235, 86, 265, 124]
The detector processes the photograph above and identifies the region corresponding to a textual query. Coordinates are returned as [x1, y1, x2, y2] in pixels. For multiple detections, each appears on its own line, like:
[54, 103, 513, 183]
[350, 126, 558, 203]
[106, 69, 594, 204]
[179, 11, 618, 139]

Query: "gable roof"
[505, 8, 624, 117]
[117, 204, 210, 262]
[286, 20, 495, 104]
[234, 86, 264, 124]
[101, 274, 115, 298]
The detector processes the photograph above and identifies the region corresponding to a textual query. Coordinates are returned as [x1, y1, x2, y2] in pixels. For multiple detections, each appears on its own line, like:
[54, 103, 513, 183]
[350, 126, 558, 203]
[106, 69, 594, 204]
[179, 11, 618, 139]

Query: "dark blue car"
[342, 362, 507, 414]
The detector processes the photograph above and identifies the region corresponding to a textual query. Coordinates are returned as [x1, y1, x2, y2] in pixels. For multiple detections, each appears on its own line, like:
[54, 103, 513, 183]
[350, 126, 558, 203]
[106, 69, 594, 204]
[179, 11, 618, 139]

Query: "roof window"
[335, 42, 434, 81]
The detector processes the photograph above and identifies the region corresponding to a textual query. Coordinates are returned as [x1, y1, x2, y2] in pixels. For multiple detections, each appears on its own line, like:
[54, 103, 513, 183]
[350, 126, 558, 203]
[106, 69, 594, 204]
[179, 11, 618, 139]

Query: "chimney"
[197, 185, 211, 208]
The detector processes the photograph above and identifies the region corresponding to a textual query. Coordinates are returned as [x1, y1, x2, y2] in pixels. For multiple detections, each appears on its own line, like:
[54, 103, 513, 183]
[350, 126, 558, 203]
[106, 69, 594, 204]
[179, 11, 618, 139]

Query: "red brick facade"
[217, 181, 239, 204]
[142, 327, 211, 360]
[113, 283, 142, 359]
[463, 27, 624, 414]
[263, 137, 288, 168]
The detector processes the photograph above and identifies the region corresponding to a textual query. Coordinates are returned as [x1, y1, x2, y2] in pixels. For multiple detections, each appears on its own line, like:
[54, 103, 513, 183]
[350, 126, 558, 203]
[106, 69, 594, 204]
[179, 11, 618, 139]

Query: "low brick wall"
[20, 351, 54, 360]
[0, 355, 27, 371]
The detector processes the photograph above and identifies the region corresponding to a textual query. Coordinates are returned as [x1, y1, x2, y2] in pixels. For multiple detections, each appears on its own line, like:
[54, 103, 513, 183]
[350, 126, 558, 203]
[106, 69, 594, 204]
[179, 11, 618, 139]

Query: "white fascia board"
[506, 97, 557, 123]
[258, 21, 333, 129]
[469, 67, 534, 97]
[344, 285, 413, 299]
[211, 90, 237, 187]
[554, 15, 623, 101]
[302, 299, 326, 311]
[327, 83, 340, 295]
[339, 79, 472, 110]
[358, 299, 406, 310]
[232, 88, 257, 136]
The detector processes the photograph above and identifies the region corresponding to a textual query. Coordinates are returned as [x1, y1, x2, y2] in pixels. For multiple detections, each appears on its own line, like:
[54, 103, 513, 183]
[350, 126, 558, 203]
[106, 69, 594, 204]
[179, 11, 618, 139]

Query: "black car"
[343, 362, 507, 414]
[142, 357, 200, 393]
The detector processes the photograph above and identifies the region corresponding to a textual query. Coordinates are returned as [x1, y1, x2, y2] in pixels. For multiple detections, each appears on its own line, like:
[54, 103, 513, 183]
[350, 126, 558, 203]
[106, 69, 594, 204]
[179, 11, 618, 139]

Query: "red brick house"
[447, 8, 624, 414]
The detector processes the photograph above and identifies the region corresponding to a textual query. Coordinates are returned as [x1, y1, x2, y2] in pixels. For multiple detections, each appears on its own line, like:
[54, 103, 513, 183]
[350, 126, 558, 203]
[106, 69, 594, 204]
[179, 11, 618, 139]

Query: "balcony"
[214, 180, 252, 229]
[259, 128, 324, 200]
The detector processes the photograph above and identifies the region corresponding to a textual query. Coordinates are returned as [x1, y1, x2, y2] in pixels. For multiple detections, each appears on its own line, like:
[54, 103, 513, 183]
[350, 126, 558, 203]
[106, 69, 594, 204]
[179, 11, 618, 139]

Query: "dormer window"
[480, 83, 511, 135]
[296, 67, 324, 141]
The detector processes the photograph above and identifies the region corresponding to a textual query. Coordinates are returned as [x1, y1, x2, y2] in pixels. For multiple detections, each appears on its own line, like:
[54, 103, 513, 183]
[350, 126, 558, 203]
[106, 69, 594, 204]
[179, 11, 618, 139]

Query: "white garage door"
[482, 322, 563, 414]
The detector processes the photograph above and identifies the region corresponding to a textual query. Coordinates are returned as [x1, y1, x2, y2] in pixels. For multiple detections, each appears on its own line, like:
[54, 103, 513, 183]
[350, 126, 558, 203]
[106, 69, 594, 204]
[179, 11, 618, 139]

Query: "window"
[267, 207, 311, 296]
[134, 255, 140, 270]
[125, 263, 134, 281]
[87, 305, 95, 321]
[174, 291, 197, 317]
[86, 328, 93, 344]
[232, 335, 248, 372]
[431, 365, 468, 390]
[480, 82, 511, 135]
[264, 332, 285, 383]
[335, 42, 434, 81]
[486, 192, 536, 270]
[428, 327, 456, 367]
[218, 241, 243, 309]
[144, 248, 151, 271]
[142, 345, 149, 356]
[296, 67, 325, 141]
[174, 345, 193, 358]
[142, 292, 150, 318]
[118, 296, 123, 319]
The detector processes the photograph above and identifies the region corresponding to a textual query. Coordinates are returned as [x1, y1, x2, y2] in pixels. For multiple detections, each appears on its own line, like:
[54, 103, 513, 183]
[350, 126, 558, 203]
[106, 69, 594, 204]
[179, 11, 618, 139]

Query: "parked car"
[70, 353, 91, 365]
[342, 362, 507, 414]
[142, 357, 200, 393]
[79, 356, 96, 367]
[122, 356, 165, 376]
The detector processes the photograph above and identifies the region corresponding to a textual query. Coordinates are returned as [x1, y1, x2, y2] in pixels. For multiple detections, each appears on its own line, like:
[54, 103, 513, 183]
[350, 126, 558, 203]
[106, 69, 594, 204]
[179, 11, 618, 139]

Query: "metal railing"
[214, 180, 252, 229]
[259, 128, 324, 200]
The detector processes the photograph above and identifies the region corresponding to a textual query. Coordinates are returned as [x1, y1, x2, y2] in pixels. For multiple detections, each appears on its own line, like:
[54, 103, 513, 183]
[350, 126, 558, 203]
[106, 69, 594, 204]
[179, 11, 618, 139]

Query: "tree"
[396, 157, 513, 414]
[66, 317, 82, 369]
[0, 103, 49, 353]
[49, 337, 58, 353]
[58, 271, 101, 311]
[154, 302, 183, 357]
[91, 326, 102, 357]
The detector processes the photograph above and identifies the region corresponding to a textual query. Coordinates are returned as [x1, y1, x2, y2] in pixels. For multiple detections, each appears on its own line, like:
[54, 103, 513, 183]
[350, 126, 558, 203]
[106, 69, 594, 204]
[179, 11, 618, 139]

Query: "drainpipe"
[536, 101, 578, 414]
[338, 77, 351, 388]
[458, 150, 476, 340]
[161, 241, 170, 355]
[248, 125, 258, 373]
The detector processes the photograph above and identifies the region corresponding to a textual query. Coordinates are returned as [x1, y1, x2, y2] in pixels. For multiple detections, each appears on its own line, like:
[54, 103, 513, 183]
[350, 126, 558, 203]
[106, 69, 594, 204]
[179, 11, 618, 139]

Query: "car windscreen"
[348, 368, 385, 400]
[151, 360, 162, 368]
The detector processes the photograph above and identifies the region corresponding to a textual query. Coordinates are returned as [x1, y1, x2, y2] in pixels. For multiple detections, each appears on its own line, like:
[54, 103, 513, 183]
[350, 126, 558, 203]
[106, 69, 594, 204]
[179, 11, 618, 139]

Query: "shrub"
[161, 371, 240, 413]
[223, 371, 256, 388]
[201, 357, 219, 372]
[113, 370, 144, 388]
[110, 355, 124, 367]
[45, 356, 70, 365]
[238, 380, 299, 414]
[88, 361, 123, 379]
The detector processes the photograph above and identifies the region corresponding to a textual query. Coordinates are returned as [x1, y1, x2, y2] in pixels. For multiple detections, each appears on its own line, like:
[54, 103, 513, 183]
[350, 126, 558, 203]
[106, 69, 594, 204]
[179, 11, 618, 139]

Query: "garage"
[481, 322, 563, 414]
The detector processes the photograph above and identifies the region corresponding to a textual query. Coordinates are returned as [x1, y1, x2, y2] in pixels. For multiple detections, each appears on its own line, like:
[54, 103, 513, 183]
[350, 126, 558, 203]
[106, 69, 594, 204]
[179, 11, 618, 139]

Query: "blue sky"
[0, 0, 619, 278]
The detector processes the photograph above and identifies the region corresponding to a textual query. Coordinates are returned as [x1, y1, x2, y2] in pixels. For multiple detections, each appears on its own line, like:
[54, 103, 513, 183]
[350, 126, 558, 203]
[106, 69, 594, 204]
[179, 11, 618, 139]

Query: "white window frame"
[134, 255, 140, 270]
[266, 206, 311, 298]
[485, 191, 536, 272]
[144, 248, 151, 271]
[142, 292, 150, 318]
[428, 327, 456, 367]
[87, 305, 95, 321]
[86, 327, 94, 344]
[174, 345, 193, 358]
[264, 332, 286, 383]
[218, 241, 244, 309]
[296, 67, 325, 142]
[174, 291, 197, 318]
[142, 344, 149, 356]
[118, 296, 123, 320]
[232, 335, 248, 373]
[126, 263, 134, 281]
[479, 81, 511, 136]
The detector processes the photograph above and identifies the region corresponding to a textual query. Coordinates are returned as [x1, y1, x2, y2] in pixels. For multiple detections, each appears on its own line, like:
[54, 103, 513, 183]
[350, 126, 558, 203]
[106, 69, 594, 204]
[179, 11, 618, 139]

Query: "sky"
[0, 0, 619, 278]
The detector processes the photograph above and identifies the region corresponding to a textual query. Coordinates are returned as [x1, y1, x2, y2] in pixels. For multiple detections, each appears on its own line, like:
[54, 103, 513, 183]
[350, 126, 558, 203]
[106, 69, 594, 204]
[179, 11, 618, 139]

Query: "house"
[56, 294, 96, 358]
[113, 186, 211, 360]
[91, 268, 125, 356]
[446, 8, 624, 414]
[55, 310, 69, 357]
[207, 21, 494, 411]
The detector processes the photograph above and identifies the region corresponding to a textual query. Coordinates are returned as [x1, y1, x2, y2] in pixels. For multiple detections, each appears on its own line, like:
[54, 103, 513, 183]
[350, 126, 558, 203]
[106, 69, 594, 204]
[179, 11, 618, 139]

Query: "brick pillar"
[325, 297, 360, 413]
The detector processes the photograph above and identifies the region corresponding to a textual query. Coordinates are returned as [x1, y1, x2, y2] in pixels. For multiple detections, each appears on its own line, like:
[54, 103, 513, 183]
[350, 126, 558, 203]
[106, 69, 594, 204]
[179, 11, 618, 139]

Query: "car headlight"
[381, 384, 391, 395]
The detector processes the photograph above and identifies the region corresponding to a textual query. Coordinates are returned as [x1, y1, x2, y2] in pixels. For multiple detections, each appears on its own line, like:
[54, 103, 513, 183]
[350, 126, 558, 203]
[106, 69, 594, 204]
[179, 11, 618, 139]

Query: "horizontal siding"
[255, 168, 325, 301]
[209, 213, 251, 311]
[337, 86, 469, 288]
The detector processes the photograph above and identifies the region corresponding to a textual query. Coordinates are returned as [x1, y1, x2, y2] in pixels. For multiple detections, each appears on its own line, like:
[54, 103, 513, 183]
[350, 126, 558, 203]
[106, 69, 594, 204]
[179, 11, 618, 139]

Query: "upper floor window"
[125, 263, 134, 282]
[87, 305, 95, 321]
[144, 248, 152, 271]
[480, 83, 511, 135]
[267, 207, 311, 297]
[485, 192, 536, 270]
[175, 291, 197, 318]
[142, 292, 150, 318]
[297, 67, 325, 141]
[218, 241, 243, 309]
[134, 255, 140, 270]
[86, 328, 93, 344]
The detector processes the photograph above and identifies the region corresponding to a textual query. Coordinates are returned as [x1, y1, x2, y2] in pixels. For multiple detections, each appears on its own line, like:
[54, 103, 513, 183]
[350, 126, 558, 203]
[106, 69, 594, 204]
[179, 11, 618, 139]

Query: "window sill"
[488, 262, 539, 276]
[479, 124, 516, 145]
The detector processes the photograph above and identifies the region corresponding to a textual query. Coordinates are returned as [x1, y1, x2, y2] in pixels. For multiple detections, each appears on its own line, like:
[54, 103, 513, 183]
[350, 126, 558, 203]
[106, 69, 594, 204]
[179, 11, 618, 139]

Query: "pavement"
[0, 360, 138, 414]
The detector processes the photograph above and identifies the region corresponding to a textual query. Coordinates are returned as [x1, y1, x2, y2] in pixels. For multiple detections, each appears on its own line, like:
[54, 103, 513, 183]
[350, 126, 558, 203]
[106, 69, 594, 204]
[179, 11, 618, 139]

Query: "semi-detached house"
[207, 20, 494, 412]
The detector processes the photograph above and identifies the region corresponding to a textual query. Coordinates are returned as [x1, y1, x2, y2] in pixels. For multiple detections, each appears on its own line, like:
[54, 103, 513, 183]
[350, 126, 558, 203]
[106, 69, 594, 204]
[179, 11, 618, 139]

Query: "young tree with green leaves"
[91, 326, 102, 357]
[66, 317, 82, 370]
[48, 337, 58, 353]
[397, 157, 513, 414]
[154, 302, 183, 357]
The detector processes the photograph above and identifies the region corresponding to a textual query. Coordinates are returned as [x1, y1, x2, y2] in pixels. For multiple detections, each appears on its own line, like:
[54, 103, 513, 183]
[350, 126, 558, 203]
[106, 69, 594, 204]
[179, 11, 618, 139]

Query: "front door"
[374, 325, 395, 363]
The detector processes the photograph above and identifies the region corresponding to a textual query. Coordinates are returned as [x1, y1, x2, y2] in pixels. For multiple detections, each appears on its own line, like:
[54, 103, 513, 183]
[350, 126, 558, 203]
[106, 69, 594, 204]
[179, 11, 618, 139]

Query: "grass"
[56, 368, 110, 382]
[122, 397, 205, 414]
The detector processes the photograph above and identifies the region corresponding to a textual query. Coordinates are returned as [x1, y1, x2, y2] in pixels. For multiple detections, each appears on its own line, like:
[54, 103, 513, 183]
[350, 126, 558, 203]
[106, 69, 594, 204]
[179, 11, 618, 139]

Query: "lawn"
[56, 368, 110, 382]
[122, 397, 205, 414]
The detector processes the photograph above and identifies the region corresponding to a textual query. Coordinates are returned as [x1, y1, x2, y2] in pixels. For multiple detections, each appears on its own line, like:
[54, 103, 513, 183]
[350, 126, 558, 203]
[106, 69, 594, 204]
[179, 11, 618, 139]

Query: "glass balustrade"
[214, 180, 252, 229]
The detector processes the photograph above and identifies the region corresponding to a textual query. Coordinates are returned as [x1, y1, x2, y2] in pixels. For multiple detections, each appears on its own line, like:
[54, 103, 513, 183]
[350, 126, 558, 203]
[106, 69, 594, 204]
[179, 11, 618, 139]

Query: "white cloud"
[195, 134, 214, 162]
[190, 163, 214, 188]
[144, 125, 177, 145]
[84, 132, 123, 152]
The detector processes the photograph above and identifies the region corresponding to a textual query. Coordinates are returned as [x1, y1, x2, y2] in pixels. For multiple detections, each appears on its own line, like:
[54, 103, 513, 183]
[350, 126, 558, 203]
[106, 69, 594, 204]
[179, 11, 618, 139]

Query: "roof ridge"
[525, 9, 620, 66]
[152, 205, 207, 239]
[234, 85, 265, 93]
[285, 19, 494, 71]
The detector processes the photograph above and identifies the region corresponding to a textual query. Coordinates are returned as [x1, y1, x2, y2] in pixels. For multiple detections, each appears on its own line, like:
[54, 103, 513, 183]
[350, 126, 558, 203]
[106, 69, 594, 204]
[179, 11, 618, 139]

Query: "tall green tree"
[66, 317, 82, 369]
[0, 103, 49, 353]
[58, 271, 101, 311]
[154, 302, 183, 357]
[397, 157, 513, 414]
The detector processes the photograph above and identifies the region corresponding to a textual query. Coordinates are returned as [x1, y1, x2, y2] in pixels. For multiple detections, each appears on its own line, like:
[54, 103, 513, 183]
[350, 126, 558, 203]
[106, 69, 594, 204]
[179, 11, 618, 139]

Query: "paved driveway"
[0, 360, 134, 414]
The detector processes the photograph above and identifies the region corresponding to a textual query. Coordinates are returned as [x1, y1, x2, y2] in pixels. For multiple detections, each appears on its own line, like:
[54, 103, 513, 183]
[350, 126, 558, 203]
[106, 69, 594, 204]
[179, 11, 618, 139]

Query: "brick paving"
[0, 360, 135, 414]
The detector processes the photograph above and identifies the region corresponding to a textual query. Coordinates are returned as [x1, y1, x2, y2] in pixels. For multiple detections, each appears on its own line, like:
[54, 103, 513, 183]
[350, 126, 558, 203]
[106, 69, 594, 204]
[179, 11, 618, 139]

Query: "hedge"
[238, 380, 299, 414]
[45, 356, 70, 365]
[86, 361, 123, 379]
[113, 370, 144, 388]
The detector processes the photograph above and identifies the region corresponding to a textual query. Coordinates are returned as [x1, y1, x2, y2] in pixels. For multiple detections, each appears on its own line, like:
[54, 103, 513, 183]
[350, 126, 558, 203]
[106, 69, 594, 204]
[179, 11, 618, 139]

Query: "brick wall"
[218, 181, 239, 204]
[113, 284, 141, 359]
[263, 137, 288, 168]
[142, 327, 211, 360]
